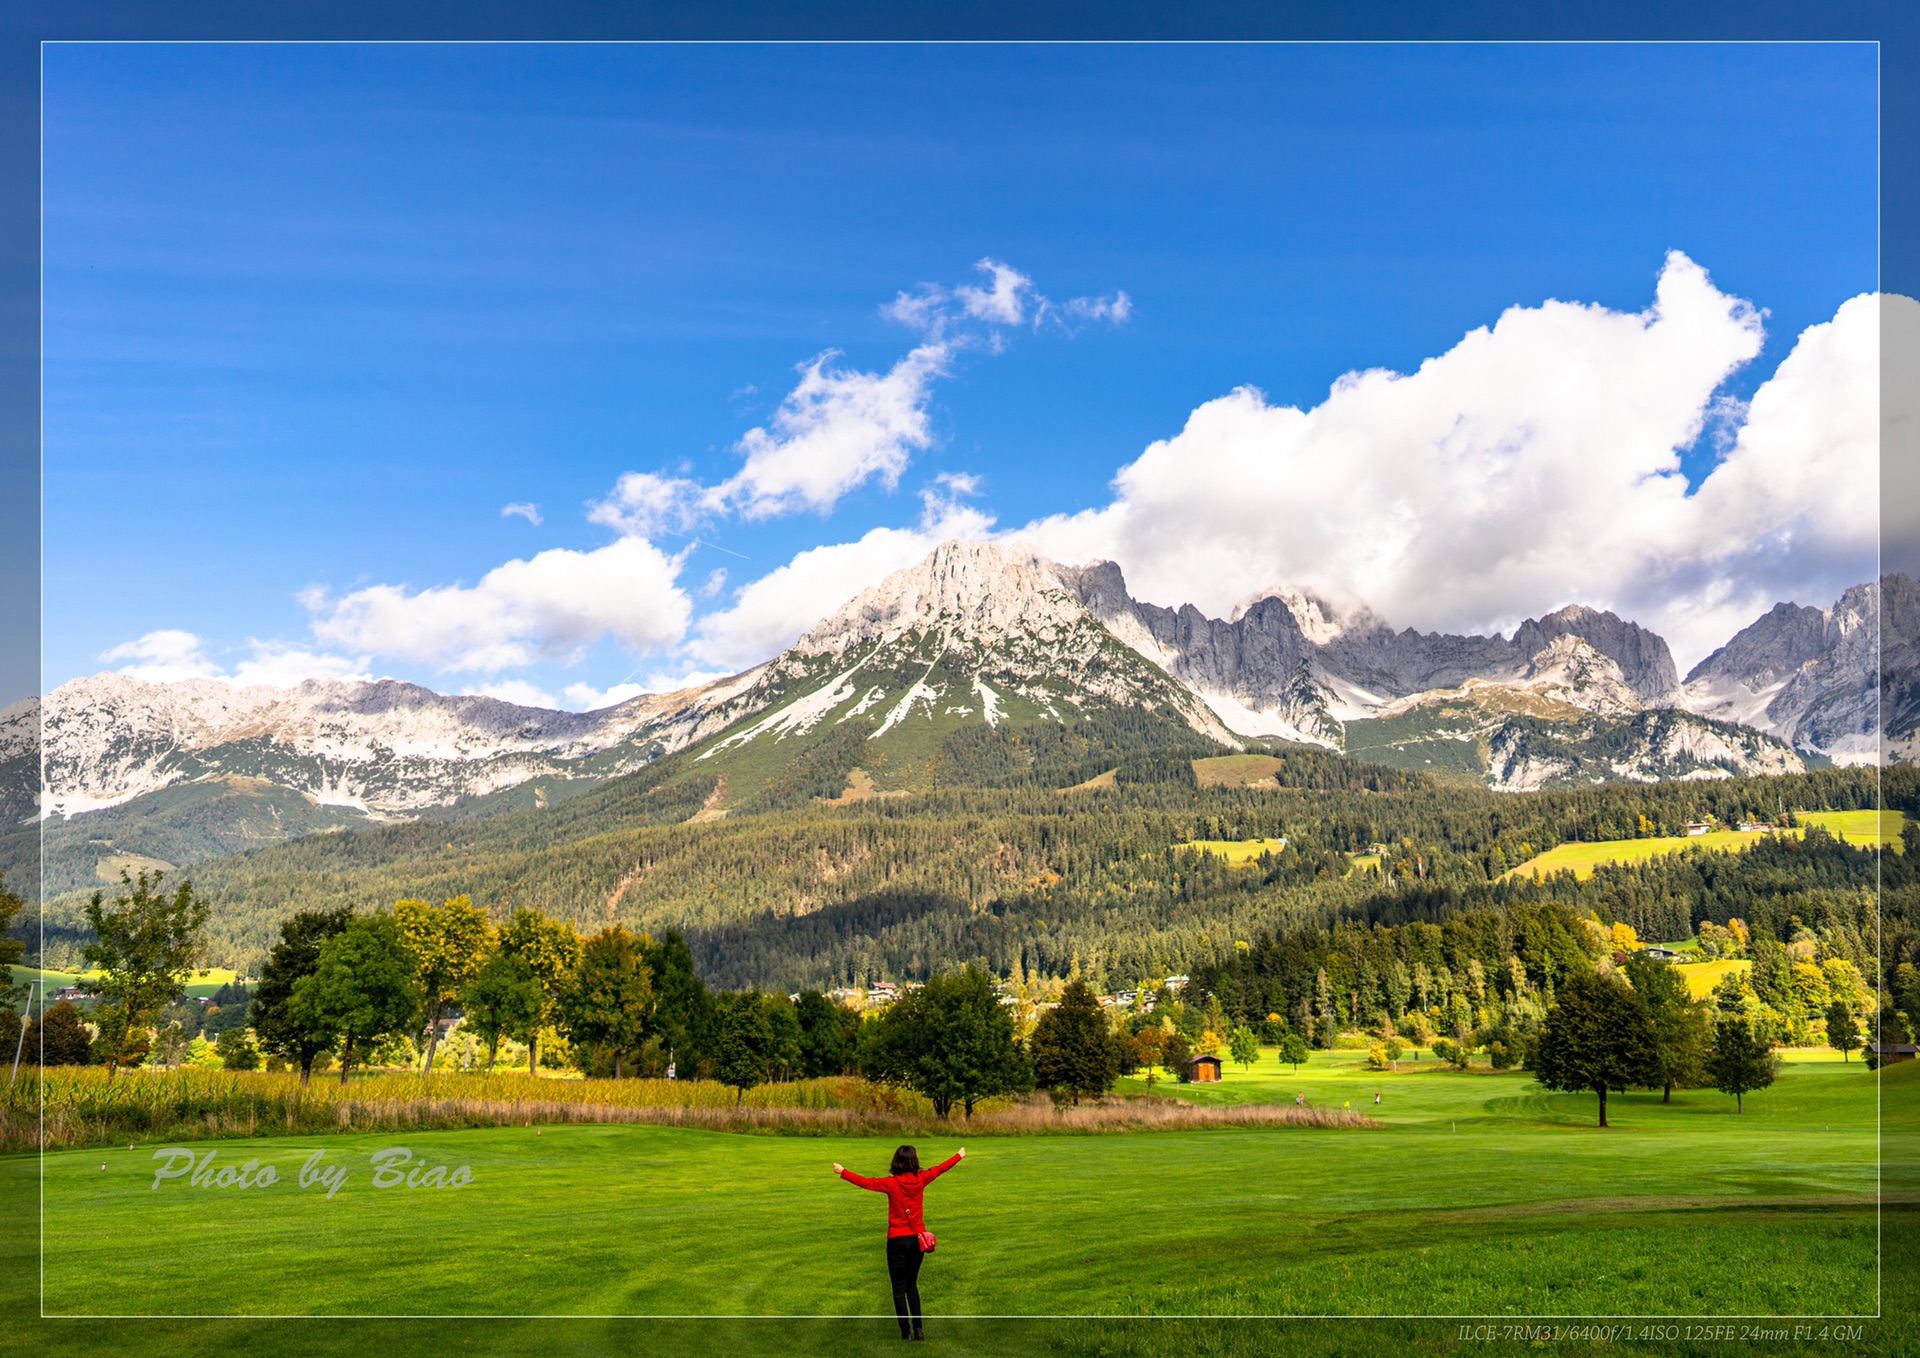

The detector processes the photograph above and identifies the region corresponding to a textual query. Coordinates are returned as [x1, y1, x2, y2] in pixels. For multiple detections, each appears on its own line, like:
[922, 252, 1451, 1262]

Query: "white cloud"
[700, 567, 729, 598]
[500, 502, 543, 526]
[102, 631, 370, 688]
[464, 679, 558, 709]
[561, 680, 650, 711]
[562, 668, 733, 711]
[953, 259, 1034, 325]
[888, 258, 1131, 339]
[1016, 251, 1876, 671]
[689, 496, 996, 669]
[306, 536, 692, 672]
[716, 343, 950, 519]
[588, 471, 706, 538]
[228, 644, 372, 688]
[101, 630, 224, 683]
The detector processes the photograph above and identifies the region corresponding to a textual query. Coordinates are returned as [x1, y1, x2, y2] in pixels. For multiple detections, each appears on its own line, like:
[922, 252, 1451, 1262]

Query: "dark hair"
[890, 1144, 920, 1176]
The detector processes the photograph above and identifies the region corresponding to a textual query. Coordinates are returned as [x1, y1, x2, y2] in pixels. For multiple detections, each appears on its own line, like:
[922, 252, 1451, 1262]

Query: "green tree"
[794, 990, 855, 1078]
[1031, 979, 1121, 1104]
[1228, 1023, 1260, 1072]
[394, 895, 494, 1076]
[82, 870, 208, 1081]
[498, 907, 582, 1079]
[640, 929, 715, 1078]
[1531, 971, 1659, 1128]
[287, 913, 420, 1085]
[1278, 1030, 1310, 1073]
[711, 989, 776, 1099]
[34, 999, 94, 1066]
[215, 1027, 263, 1071]
[251, 907, 354, 1085]
[761, 992, 804, 1082]
[1825, 999, 1862, 1063]
[1624, 955, 1711, 1103]
[557, 926, 654, 1079]
[1131, 1026, 1169, 1101]
[460, 950, 546, 1073]
[864, 970, 1031, 1117]
[1707, 1015, 1779, 1112]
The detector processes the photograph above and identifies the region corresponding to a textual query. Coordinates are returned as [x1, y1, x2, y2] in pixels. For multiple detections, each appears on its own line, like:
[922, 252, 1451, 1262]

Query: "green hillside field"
[8, 965, 237, 1009]
[1506, 809, 1909, 881]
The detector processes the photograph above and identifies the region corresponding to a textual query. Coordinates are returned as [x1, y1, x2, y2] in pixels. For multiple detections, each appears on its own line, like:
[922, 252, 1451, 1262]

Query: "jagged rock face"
[1682, 578, 1893, 766]
[22, 671, 752, 820]
[1886, 574, 1920, 764]
[1485, 709, 1806, 792]
[1066, 563, 1679, 743]
[1512, 606, 1680, 703]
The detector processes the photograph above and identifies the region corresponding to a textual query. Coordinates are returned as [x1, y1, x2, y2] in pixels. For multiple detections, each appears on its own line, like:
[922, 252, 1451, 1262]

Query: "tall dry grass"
[1, 1067, 1374, 1152]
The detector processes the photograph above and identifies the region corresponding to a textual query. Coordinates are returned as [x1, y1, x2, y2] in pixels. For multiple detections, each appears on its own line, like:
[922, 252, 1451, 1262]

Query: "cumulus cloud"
[101, 630, 225, 683]
[102, 631, 370, 687]
[500, 502, 543, 526]
[688, 494, 996, 669]
[305, 536, 692, 672]
[228, 644, 373, 688]
[1016, 251, 1878, 671]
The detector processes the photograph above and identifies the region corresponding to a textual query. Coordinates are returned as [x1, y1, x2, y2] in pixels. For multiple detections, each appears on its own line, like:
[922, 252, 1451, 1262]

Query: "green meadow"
[3, 1052, 1913, 1356]
[1507, 809, 1909, 881]
[29, 1050, 1882, 1320]
[1179, 836, 1290, 866]
[8, 964, 237, 1008]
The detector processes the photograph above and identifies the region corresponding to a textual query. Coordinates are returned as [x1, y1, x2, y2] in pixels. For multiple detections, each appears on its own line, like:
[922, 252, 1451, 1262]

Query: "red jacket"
[839, 1154, 962, 1237]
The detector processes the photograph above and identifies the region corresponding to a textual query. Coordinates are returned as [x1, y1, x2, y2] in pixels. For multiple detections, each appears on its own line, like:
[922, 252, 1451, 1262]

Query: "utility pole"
[11, 979, 39, 1084]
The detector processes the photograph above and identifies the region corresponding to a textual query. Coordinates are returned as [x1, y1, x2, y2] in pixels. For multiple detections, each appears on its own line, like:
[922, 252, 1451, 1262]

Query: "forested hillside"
[29, 749, 1895, 1001]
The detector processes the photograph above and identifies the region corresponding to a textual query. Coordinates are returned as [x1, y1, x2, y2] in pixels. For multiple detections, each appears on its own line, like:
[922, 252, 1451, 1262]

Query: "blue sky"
[42, 42, 1881, 705]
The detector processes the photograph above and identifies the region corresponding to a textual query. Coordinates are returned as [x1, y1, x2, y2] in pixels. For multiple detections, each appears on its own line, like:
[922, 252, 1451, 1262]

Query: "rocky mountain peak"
[793, 539, 1084, 658]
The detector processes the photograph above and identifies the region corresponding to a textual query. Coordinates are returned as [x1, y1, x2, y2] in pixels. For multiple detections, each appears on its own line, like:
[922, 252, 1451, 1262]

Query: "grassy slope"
[1507, 810, 1909, 881]
[1181, 837, 1289, 866]
[3, 1054, 1914, 1355]
[9, 965, 237, 1005]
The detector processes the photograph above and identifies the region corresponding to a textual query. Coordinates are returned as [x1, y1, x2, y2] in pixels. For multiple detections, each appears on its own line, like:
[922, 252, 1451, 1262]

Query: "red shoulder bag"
[917, 1230, 937, 1253]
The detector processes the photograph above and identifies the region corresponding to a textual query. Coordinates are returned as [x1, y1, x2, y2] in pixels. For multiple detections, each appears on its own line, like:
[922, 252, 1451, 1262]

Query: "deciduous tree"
[498, 906, 582, 1078]
[394, 895, 493, 1076]
[1532, 971, 1659, 1128]
[1707, 1015, 1779, 1112]
[558, 926, 654, 1079]
[1623, 954, 1711, 1102]
[864, 969, 1030, 1117]
[461, 950, 546, 1073]
[287, 913, 420, 1085]
[251, 907, 354, 1086]
[1278, 1030, 1310, 1073]
[1825, 999, 1862, 1062]
[82, 870, 208, 1081]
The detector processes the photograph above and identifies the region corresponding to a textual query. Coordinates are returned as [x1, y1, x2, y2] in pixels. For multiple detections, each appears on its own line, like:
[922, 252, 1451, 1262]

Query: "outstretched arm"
[835, 1162, 888, 1190]
[922, 1149, 965, 1182]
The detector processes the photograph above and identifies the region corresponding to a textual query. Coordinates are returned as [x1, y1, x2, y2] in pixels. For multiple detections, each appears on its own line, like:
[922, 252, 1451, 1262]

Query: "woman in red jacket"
[833, 1144, 964, 1340]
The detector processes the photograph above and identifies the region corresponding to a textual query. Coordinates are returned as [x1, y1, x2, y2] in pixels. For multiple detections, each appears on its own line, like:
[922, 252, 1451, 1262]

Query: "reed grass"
[1, 1067, 1373, 1151]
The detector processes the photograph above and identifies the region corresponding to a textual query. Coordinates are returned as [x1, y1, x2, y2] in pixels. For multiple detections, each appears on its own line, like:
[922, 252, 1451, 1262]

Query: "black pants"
[885, 1234, 924, 1337]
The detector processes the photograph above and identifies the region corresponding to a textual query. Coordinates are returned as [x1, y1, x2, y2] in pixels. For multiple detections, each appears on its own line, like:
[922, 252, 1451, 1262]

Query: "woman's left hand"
[832, 1162, 844, 1174]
